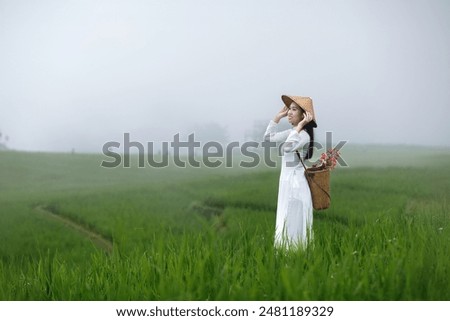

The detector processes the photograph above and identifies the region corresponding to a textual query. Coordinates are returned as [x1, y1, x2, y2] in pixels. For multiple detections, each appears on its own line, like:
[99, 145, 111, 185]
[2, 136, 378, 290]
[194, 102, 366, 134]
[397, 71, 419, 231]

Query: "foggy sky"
[1, 0, 449, 152]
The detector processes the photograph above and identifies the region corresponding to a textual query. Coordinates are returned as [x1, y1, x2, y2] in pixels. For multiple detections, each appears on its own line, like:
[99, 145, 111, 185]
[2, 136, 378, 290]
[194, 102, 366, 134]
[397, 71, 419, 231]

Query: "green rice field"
[0, 145, 449, 300]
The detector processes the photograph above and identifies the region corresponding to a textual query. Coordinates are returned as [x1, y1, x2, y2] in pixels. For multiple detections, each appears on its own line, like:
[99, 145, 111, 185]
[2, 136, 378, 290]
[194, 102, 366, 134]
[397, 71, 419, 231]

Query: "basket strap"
[296, 150, 331, 200]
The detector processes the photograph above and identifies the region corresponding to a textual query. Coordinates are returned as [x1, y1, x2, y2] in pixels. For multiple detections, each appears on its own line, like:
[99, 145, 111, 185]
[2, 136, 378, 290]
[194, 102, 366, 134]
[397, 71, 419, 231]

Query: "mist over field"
[1, 0, 449, 153]
[1, 0, 449, 306]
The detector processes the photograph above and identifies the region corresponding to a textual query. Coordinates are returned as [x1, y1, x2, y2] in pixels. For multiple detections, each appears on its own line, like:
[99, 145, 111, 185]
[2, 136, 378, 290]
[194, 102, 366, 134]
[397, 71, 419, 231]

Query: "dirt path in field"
[34, 205, 113, 254]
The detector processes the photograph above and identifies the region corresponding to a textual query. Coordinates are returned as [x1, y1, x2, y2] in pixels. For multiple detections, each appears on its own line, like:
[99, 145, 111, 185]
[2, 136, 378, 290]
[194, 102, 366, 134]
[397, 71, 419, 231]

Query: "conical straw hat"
[281, 95, 317, 128]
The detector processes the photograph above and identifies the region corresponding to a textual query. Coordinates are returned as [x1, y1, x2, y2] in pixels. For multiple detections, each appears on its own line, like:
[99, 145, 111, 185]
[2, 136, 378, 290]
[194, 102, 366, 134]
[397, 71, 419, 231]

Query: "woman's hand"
[273, 106, 288, 123]
[296, 111, 313, 131]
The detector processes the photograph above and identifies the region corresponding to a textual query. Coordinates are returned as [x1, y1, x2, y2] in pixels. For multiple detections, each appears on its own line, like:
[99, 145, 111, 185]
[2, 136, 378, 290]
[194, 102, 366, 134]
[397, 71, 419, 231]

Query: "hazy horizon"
[1, 0, 449, 153]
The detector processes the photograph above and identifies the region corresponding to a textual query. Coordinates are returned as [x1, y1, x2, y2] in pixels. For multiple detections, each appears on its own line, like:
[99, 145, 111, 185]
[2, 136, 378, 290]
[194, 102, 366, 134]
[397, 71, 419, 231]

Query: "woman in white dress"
[263, 95, 317, 250]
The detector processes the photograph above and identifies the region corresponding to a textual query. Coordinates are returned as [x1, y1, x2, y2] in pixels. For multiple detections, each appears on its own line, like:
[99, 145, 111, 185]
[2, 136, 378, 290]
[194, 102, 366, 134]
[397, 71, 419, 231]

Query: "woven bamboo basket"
[305, 166, 331, 210]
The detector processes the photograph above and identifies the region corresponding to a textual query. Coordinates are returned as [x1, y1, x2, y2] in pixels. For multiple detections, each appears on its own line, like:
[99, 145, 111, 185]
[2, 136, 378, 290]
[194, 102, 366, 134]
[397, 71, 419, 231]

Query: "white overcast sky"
[0, 0, 449, 152]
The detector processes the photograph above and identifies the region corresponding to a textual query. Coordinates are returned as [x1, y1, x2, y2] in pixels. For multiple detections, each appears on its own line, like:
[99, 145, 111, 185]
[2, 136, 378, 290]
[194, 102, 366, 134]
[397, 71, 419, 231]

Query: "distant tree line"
[0, 130, 10, 149]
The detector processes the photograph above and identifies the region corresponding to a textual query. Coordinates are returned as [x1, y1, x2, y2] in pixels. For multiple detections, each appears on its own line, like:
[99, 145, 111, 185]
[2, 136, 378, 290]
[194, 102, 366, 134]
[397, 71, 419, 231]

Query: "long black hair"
[304, 123, 315, 160]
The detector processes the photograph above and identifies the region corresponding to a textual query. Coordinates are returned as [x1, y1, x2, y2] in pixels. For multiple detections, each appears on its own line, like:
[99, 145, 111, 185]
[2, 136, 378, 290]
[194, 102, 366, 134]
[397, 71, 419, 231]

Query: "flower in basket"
[313, 148, 341, 170]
